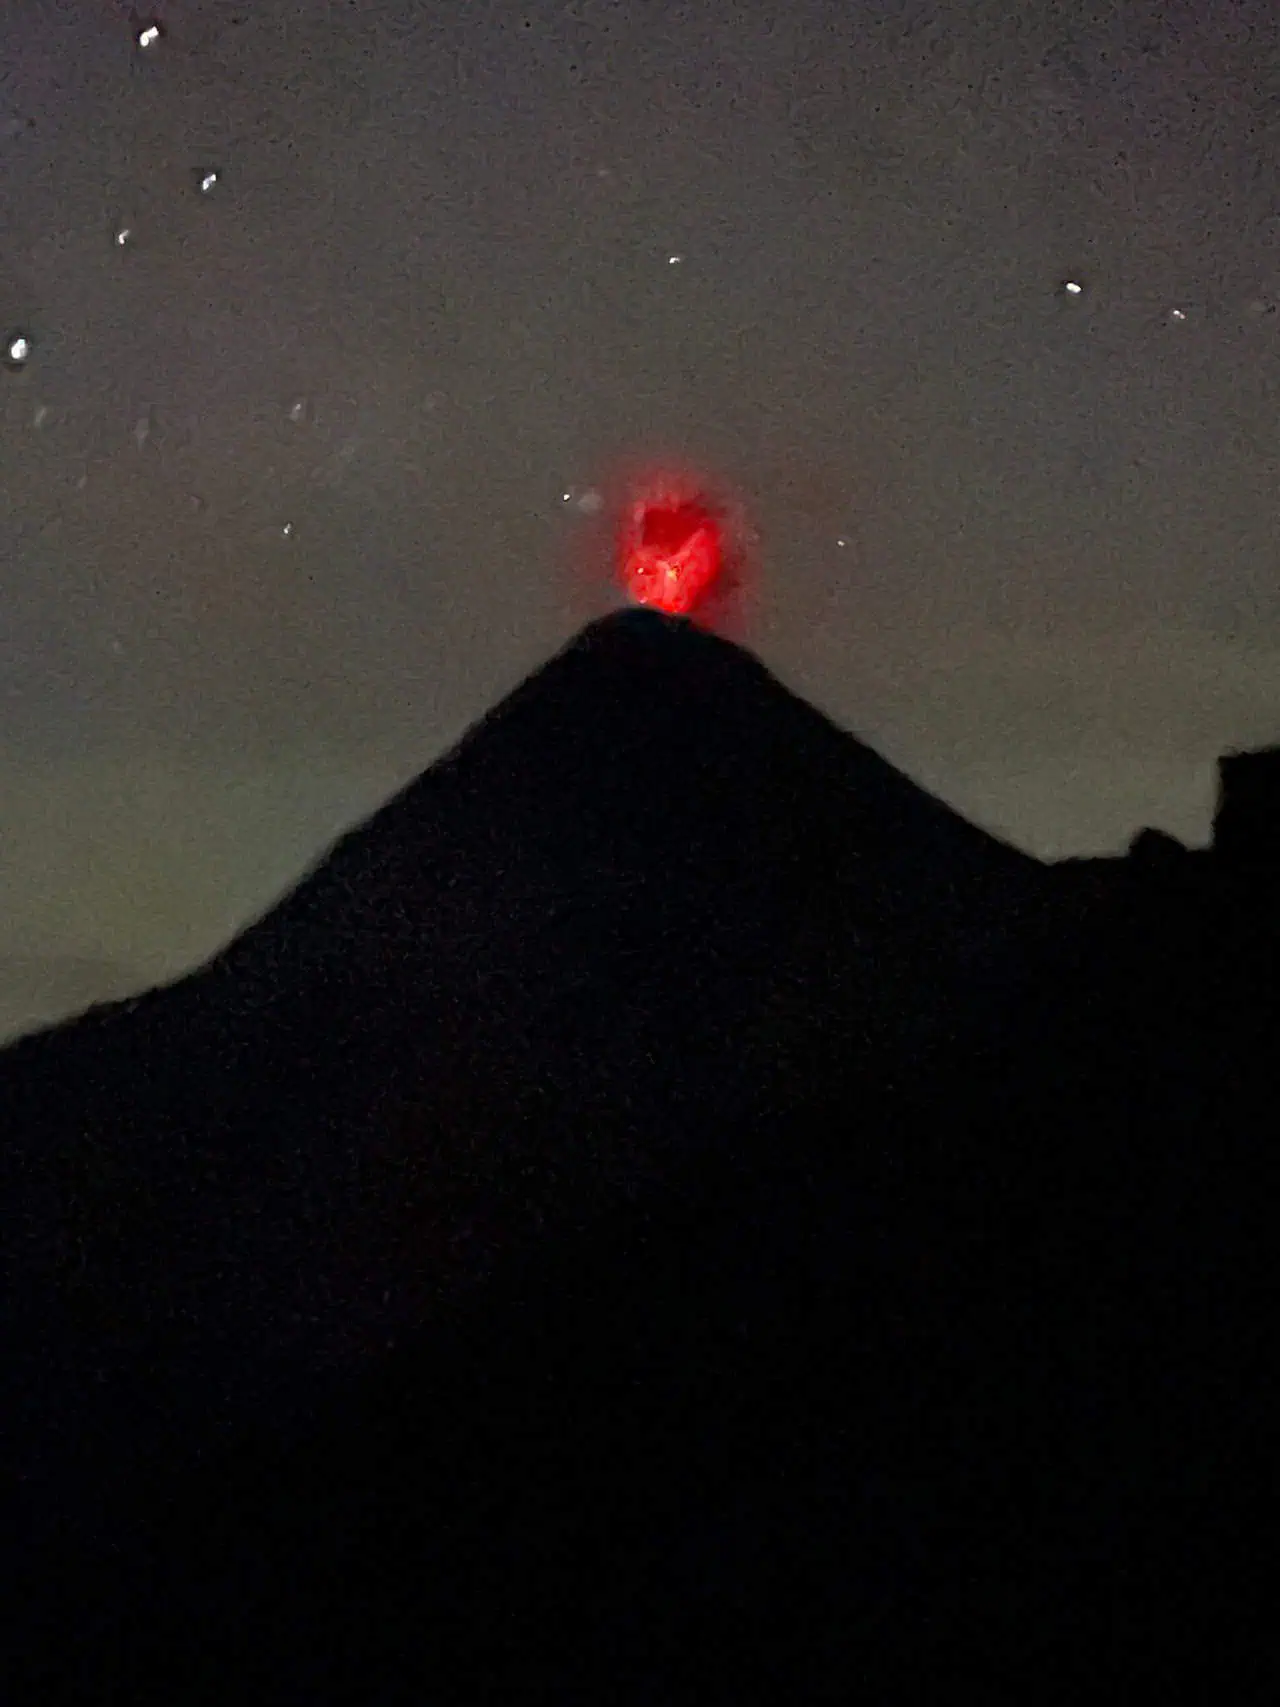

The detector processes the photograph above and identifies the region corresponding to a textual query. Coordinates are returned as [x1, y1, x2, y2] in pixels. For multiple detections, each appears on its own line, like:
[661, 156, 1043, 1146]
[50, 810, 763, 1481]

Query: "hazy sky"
[3, 0, 1280, 1035]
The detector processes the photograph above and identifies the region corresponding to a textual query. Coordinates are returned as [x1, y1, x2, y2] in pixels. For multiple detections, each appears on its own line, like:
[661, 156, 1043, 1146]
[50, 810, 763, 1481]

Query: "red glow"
[619, 491, 725, 616]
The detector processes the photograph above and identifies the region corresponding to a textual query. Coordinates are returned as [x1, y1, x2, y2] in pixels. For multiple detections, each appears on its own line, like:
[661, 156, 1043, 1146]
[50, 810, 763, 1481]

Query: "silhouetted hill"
[0, 954, 148, 1046]
[4, 613, 1276, 1702]
[3, 612, 1051, 1411]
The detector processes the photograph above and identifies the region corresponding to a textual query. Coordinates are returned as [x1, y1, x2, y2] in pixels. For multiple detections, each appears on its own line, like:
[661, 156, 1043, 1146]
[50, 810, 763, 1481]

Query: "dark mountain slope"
[3, 612, 1051, 1420]
[4, 614, 1275, 1701]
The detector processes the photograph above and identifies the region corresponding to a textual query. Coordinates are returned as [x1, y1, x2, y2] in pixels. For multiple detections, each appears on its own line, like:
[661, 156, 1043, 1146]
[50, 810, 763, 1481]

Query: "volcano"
[4, 611, 1274, 1702]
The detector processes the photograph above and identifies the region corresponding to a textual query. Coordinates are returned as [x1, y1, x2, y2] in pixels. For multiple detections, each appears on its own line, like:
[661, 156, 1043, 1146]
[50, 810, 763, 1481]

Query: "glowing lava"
[618, 489, 725, 617]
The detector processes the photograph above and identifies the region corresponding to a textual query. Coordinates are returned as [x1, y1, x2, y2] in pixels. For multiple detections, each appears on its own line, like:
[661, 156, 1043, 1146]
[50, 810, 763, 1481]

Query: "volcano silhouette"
[4, 611, 1274, 1702]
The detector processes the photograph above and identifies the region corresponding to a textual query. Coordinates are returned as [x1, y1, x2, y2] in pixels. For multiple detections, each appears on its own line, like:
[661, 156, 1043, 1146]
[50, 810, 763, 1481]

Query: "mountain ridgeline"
[4, 610, 1276, 1701]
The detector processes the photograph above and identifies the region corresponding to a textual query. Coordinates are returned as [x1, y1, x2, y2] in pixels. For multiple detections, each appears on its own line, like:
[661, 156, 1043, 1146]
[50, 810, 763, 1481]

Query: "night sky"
[3, 0, 1280, 1038]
